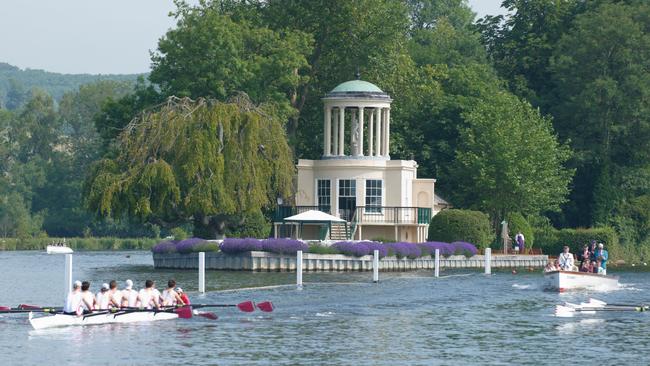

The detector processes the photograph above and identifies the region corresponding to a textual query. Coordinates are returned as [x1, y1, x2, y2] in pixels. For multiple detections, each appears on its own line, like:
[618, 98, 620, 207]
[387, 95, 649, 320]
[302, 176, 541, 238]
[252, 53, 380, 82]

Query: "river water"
[0, 251, 648, 366]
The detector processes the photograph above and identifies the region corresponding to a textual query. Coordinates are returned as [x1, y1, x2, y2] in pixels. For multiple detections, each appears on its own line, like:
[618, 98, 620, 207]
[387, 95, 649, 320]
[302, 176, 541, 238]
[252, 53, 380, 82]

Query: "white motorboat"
[46, 245, 73, 254]
[543, 270, 619, 292]
[29, 310, 178, 330]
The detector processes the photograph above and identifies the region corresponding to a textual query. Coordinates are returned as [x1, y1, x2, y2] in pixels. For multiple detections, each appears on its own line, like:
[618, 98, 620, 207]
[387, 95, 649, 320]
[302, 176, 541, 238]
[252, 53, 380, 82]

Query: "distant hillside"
[0, 62, 143, 108]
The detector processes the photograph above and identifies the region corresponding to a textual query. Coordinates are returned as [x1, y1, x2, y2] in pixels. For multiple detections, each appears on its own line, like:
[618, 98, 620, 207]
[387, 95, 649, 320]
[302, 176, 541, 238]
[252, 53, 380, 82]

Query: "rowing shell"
[29, 311, 178, 330]
[543, 270, 619, 292]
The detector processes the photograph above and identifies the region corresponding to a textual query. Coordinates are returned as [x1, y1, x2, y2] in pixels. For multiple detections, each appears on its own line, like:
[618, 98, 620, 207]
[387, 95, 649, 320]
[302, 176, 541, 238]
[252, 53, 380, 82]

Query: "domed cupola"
[321, 78, 392, 159]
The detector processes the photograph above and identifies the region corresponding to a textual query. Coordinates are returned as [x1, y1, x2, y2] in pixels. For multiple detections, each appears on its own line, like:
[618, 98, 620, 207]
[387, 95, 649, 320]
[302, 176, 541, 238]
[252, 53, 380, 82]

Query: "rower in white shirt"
[63, 280, 83, 315]
[80, 281, 97, 314]
[108, 280, 122, 308]
[161, 279, 186, 307]
[96, 283, 110, 310]
[558, 246, 576, 271]
[121, 279, 139, 308]
[137, 280, 161, 309]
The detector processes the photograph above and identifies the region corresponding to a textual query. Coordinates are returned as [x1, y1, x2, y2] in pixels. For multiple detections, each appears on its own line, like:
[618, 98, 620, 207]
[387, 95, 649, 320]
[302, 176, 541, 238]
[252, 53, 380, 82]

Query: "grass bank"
[0, 237, 158, 251]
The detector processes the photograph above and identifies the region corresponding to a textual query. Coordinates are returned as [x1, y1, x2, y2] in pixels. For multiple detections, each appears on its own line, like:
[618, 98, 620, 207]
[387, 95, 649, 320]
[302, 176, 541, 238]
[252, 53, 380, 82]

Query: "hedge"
[0, 237, 158, 251]
[427, 209, 494, 249]
[534, 227, 618, 256]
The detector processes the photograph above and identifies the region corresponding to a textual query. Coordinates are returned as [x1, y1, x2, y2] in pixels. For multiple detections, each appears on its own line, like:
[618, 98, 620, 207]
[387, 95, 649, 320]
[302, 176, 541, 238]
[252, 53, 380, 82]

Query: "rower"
[96, 283, 110, 310]
[80, 281, 96, 314]
[108, 280, 122, 308]
[121, 279, 138, 308]
[63, 280, 83, 315]
[176, 288, 190, 305]
[137, 280, 161, 309]
[161, 279, 186, 307]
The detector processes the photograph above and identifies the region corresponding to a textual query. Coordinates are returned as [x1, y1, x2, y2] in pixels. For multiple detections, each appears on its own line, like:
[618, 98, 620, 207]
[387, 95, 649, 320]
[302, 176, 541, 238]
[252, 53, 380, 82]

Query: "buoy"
[512, 269, 517, 275]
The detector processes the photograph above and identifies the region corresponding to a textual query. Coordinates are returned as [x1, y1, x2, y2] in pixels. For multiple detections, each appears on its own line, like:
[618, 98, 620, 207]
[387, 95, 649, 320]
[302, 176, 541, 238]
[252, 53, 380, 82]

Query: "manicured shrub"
[332, 241, 370, 256]
[386, 242, 422, 259]
[451, 241, 478, 257]
[176, 238, 210, 253]
[308, 243, 339, 255]
[220, 238, 263, 253]
[428, 209, 493, 249]
[535, 226, 618, 256]
[170, 227, 189, 241]
[261, 238, 308, 254]
[418, 241, 454, 257]
[152, 240, 178, 254]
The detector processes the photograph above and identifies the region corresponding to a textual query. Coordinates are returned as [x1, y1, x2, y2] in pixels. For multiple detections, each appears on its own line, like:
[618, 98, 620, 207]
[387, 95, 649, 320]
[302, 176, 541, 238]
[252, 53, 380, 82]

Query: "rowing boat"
[46, 245, 73, 254]
[29, 310, 178, 330]
[543, 270, 619, 292]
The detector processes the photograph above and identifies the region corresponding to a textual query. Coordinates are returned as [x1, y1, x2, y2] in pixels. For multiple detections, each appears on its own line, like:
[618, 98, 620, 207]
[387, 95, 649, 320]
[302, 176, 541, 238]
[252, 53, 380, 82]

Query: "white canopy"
[283, 210, 345, 223]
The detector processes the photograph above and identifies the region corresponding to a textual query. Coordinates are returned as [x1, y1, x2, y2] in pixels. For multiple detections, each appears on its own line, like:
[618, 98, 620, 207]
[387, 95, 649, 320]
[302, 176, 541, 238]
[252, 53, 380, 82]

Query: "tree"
[449, 92, 573, 225]
[84, 95, 294, 239]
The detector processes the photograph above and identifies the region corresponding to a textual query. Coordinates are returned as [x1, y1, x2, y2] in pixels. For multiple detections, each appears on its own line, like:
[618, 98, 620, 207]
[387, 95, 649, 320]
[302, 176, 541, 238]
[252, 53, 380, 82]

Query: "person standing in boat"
[558, 246, 576, 271]
[161, 279, 186, 307]
[80, 281, 96, 314]
[578, 244, 591, 267]
[595, 243, 609, 275]
[588, 240, 598, 261]
[63, 280, 83, 315]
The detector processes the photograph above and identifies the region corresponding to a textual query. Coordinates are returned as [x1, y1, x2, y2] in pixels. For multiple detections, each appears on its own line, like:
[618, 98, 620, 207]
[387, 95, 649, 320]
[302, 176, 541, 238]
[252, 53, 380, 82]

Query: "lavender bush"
[451, 241, 478, 257]
[332, 241, 370, 257]
[220, 238, 264, 254]
[151, 240, 178, 254]
[418, 242, 455, 257]
[364, 241, 389, 258]
[261, 238, 308, 254]
[176, 238, 210, 254]
[387, 242, 422, 259]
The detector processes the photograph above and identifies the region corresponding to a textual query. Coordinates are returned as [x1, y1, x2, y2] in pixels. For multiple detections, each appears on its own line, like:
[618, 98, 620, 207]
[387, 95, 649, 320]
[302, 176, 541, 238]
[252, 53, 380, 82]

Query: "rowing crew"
[63, 279, 189, 315]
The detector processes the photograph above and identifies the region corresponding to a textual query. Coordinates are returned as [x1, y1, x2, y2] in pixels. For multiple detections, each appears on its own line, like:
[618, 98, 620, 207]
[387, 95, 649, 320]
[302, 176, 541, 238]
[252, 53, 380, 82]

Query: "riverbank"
[0, 237, 157, 251]
[153, 251, 549, 271]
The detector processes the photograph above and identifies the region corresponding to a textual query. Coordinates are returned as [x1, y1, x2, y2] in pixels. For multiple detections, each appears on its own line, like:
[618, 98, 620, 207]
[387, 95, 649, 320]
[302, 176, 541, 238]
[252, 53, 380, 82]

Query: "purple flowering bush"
[418, 242, 455, 257]
[451, 241, 478, 257]
[261, 238, 308, 254]
[176, 238, 210, 254]
[386, 242, 422, 259]
[151, 240, 178, 254]
[220, 238, 264, 254]
[331, 241, 389, 257]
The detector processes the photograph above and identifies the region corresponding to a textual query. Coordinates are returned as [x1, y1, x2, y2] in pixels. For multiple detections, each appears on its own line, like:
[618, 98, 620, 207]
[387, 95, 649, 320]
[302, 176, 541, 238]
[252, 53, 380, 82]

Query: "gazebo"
[274, 210, 347, 240]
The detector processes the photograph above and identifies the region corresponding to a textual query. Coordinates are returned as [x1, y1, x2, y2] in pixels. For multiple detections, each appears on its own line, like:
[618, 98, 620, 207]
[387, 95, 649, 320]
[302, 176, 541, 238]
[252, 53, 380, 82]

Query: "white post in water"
[484, 248, 492, 275]
[297, 250, 303, 288]
[64, 254, 72, 298]
[198, 252, 206, 293]
[434, 249, 440, 278]
[373, 249, 379, 283]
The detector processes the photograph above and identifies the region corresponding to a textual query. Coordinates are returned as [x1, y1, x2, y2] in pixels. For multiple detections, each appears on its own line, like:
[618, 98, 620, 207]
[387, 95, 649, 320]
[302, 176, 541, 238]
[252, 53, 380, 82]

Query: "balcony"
[274, 206, 431, 225]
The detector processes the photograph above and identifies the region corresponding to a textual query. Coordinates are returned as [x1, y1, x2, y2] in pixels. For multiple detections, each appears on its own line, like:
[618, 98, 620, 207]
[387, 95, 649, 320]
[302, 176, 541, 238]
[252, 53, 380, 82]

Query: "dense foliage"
[428, 209, 493, 248]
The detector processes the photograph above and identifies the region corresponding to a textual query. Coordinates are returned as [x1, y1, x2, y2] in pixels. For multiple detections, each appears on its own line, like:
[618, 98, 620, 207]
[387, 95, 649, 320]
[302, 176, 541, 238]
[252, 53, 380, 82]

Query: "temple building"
[274, 79, 441, 242]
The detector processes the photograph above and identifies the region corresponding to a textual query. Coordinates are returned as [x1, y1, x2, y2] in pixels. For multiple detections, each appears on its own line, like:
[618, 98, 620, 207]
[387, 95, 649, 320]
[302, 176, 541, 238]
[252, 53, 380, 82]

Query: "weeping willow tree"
[83, 95, 294, 238]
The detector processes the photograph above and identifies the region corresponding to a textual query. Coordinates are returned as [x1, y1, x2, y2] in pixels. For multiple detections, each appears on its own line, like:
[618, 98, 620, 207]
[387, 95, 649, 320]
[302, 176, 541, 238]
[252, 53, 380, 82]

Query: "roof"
[330, 80, 383, 93]
[283, 210, 345, 223]
[434, 194, 450, 206]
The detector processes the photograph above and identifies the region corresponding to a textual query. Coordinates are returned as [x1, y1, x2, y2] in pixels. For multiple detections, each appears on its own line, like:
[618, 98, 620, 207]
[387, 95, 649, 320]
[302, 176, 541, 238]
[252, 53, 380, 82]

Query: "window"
[365, 180, 382, 213]
[317, 180, 331, 212]
[339, 179, 356, 197]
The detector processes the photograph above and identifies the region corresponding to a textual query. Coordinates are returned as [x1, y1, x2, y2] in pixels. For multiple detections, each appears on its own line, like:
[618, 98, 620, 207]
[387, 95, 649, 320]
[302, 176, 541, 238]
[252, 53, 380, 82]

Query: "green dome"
[330, 80, 383, 93]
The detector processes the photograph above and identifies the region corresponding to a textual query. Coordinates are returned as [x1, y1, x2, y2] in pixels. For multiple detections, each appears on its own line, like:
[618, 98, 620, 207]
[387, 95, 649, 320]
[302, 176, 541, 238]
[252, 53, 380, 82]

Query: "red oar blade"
[0, 306, 11, 311]
[175, 306, 193, 319]
[18, 304, 42, 310]
[237, 301, 255, 313]
[196, 311, 218, 320]
[256, 301, 274, 313]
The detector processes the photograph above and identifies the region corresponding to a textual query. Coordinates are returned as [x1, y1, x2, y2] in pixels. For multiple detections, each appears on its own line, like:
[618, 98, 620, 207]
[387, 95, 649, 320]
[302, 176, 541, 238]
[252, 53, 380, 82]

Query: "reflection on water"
[0, 251, 649, 365]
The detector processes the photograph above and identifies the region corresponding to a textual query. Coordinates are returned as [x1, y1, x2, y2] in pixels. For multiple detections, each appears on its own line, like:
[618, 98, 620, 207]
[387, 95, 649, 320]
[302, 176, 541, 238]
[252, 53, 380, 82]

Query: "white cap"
[101, 283, 109, 290]
[73, 280, 82, 288]
[598, 243, 604, 248]
[175, 287, 183, 293]
[125, 279, 133, 289]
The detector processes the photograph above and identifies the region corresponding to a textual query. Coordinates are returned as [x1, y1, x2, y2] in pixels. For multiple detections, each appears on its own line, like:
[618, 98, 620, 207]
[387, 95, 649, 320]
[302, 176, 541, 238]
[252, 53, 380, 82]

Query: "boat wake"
[512, 283, 535, 290]
[556, 319, 604, 334]
[618, 283, 642, 292]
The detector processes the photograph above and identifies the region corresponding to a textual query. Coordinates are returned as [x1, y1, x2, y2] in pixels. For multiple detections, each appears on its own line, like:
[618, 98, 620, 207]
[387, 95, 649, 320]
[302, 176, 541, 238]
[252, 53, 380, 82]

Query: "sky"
[0, 0, 506, 75]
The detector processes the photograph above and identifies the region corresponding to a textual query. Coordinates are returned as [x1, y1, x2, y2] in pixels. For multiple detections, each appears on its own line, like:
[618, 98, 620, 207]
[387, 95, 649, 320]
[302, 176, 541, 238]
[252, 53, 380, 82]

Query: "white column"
[64, 254, 72, 300]
[368, 111, 374, 156]
[199, 251, 205, 293]
[434, 249, 440, 278]
[324, 107, 331, 156]
[381, 108, 388, 156]
[297, 250, 303, 288]
[351, 109, 358, 156]
[358, 107, 364, 156]
[333, 108, 339, 155]
[485, 248, 492, 275]
[375, 107, 382, 156]
[339, 106, 345, 156]
[373, 249, 379, 283]
[385, 108, 390, 156]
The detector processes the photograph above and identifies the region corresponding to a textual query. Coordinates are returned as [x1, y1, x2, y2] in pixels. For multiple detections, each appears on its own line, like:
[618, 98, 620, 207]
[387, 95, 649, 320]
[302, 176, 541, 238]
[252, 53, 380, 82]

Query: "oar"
[556, 304, 648, 317]
[0, 307, 60, 314]
[588, 298, 648, 308]
[184, 300, 273, 313]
